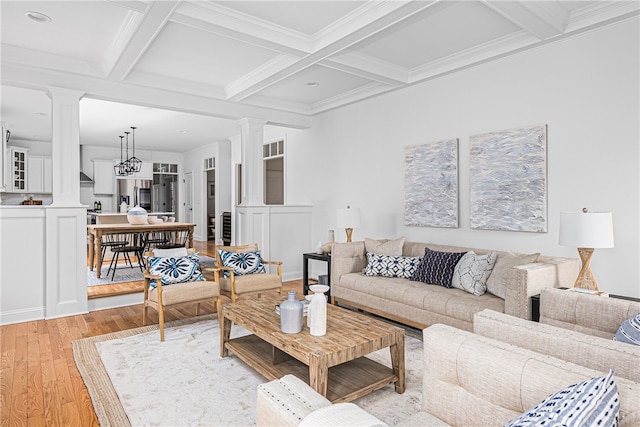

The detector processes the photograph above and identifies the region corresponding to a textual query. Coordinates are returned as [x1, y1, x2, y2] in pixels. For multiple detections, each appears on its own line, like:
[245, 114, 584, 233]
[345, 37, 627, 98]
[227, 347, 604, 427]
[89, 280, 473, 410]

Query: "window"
[263, 139, 285, 205]
[204, 157, 215, 170]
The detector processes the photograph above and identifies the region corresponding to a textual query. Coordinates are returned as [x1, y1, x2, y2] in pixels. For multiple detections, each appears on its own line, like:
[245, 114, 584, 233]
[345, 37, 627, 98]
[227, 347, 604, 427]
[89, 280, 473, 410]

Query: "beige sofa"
[474, 287, 640, 382]
[256, 324, 640, 426]
[330, 241, 578, 330]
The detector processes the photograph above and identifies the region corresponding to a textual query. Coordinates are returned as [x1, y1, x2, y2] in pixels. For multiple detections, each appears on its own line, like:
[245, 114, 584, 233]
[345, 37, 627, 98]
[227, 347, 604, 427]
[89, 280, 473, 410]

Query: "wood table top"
[87, 222, 195, 233]
[223, 295, 404, 367]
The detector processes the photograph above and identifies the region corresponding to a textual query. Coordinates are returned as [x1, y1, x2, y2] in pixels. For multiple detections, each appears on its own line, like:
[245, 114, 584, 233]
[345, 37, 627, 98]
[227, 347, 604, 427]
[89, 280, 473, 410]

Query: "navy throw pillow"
[410, 248, 467, 288]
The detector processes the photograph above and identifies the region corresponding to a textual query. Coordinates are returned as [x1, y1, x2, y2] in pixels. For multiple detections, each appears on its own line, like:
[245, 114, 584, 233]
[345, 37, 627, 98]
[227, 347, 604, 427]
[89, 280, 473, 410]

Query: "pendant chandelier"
[113, 126, 143, 176]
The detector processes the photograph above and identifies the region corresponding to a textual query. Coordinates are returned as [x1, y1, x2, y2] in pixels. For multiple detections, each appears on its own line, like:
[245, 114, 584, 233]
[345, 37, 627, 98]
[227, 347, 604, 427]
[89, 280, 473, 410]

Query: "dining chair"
[107, 232, 145, 280]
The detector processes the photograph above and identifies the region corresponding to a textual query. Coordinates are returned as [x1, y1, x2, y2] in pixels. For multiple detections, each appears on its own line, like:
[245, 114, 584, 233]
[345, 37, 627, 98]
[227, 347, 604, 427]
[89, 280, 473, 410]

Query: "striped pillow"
[505, 369, 619, 427]
[614, 313, 640, 346]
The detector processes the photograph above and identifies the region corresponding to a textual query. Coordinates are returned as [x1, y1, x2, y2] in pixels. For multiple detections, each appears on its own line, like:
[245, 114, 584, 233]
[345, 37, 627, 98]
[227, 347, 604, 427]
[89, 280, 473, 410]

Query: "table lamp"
[336, 206, 361, 243]
[559, 208, 614, 291]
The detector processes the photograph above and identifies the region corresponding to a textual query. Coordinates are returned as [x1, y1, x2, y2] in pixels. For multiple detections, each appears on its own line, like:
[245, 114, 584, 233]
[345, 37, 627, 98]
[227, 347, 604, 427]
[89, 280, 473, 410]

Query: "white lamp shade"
[337, 207, 361, 228]
[559, 212, 614, 248]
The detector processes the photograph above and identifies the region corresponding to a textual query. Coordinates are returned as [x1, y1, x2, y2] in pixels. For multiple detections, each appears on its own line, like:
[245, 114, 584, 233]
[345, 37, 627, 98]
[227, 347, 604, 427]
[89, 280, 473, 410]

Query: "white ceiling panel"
[1, 1, 130, 71]
[133, 21, 280, 87]
[215, 1, 367, 36]
[350, 2, 522, 69]
[245, 64, 373, 105]
[1, 85, 51, 142]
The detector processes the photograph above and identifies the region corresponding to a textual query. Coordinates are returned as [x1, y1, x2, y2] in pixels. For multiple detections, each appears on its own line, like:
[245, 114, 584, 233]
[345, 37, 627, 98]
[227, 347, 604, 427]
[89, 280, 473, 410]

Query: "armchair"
[143, 248, 222, 341]
[214, 243, 283, 302]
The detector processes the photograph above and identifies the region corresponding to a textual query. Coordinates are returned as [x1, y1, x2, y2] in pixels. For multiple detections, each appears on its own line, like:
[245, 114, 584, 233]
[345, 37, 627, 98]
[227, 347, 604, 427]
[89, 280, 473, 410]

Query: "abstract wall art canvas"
[404, 138, 459, 228]
[469, 124, 547, 232]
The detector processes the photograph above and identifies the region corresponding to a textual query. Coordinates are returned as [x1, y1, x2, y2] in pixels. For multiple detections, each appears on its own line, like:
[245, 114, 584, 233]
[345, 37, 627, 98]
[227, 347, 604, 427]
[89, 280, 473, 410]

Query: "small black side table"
[302, 252, 331, 296]
[530, 289, 640, 322]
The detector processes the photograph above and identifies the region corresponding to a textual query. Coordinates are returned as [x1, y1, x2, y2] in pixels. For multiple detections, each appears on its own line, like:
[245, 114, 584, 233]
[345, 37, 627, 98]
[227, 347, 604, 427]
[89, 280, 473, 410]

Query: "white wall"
[286, 18, 640, 297]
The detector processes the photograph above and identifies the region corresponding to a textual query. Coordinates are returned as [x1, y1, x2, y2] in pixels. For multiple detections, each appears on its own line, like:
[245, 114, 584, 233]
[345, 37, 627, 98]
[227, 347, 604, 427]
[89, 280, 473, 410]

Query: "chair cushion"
[148, 280, 220, 305]
[218, 249, 266, 277]
[146, 252, 205, 289]
[219, 273, 281, 294]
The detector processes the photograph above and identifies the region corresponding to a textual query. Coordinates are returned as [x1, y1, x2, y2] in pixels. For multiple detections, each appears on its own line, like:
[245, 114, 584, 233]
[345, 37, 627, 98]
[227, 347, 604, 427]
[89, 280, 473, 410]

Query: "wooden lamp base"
[573, 247, 599, 291]
[345, 228, 353, 243]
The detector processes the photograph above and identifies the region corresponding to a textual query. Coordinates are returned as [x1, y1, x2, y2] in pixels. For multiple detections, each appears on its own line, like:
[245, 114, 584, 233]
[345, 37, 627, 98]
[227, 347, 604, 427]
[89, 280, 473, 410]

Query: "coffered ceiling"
[1, 0, 638, 151]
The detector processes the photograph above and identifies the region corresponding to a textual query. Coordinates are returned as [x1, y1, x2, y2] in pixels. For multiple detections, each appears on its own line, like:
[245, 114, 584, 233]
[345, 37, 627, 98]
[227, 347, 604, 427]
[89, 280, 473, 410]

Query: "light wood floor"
[1, 241, 303, 427]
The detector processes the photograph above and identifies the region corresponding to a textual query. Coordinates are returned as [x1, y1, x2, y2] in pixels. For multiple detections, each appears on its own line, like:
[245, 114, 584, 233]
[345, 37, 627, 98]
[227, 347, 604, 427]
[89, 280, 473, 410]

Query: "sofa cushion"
[451, 251, 497, 296]
[362, 252, 421, 279]
[504, 369, 619, 427]
[614, 313, 640, 346]
[410, 248, 466, 288]
[365, 237, 405, 256]
[486, 252, 539, 299]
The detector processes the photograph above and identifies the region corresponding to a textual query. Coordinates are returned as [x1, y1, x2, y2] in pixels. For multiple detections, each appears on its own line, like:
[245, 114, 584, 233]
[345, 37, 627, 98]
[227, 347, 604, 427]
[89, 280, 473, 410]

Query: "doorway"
[206, 169, 215, 240]
[183, 172, 193, 223]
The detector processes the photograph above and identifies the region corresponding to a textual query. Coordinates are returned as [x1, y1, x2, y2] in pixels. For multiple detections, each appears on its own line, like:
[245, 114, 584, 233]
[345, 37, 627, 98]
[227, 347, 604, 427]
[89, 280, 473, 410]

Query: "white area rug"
[73, 315, 424, 426]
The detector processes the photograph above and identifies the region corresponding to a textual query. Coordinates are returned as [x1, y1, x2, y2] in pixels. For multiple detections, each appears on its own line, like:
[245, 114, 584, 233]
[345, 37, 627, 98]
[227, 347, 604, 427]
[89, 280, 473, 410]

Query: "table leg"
[188, 227, 193, 248]
[220, 315, 232, 357]
[308, 351, 329, 397]
[390, 331, 405, 394]
[303, 255, 309, 295]
[95, 234, 104, 278]
[88, 233, 95, 271]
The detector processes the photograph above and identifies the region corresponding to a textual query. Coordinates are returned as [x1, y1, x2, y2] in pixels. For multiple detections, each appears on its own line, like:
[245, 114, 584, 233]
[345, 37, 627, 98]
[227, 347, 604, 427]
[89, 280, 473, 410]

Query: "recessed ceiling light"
[306, 82, 319, 87]
[33, 135, 41, 139]
[35, 112, 47, 116]
[25, 11, 52, 23]
[179, 130, 189, 134]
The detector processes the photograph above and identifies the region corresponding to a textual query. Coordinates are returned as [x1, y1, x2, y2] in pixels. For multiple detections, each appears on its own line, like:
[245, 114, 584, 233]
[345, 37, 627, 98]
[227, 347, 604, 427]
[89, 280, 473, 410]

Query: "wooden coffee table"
[220, 295, 405, 403]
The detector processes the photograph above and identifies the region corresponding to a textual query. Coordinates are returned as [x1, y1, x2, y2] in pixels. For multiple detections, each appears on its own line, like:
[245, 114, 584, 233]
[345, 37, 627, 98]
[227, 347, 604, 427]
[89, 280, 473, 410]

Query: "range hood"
[80, 171, 93, 183]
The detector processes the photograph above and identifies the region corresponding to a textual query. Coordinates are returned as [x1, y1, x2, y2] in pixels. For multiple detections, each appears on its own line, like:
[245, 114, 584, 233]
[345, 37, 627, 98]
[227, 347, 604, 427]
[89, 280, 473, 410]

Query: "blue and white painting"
[469, 124, 547, 232]
[404, 139, 459, 228]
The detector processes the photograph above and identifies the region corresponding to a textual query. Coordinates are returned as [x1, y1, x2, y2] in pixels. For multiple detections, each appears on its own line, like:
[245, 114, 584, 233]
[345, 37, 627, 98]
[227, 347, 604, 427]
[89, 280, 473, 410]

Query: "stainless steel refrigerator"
[117, 179, 152, 211]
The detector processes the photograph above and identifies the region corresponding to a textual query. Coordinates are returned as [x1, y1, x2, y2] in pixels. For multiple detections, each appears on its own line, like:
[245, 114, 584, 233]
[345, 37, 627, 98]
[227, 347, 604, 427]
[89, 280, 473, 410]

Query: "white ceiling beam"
[481, 0, 570, 40]
[2, 62, 313, 130]
[106, 1, 181, 81]
[172, 2, 311, 56]
[319, 53, 408, 86]
[225, 1, 450, 102]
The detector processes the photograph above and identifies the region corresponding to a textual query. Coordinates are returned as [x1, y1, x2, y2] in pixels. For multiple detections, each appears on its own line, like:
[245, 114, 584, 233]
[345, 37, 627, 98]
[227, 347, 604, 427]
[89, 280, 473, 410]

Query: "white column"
[238, 118, 266, 206]
[46, 87, 84, 206]
[44, 87, 88, 319]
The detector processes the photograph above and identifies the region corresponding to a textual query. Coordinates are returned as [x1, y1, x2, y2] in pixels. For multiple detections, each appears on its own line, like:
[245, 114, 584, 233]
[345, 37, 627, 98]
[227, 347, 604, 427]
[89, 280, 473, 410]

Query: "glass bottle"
[280, 291, 303, 334]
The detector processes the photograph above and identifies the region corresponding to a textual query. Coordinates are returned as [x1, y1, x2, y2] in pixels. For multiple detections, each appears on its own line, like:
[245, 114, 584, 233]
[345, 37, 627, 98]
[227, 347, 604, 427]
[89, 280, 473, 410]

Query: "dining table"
[87, 222, 196, 278]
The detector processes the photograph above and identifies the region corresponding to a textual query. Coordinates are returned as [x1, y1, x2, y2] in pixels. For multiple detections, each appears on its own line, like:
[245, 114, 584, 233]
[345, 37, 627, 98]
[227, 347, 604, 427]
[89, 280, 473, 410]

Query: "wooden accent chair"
[143, 248, 222, 341]
[214, 243, 283, 302]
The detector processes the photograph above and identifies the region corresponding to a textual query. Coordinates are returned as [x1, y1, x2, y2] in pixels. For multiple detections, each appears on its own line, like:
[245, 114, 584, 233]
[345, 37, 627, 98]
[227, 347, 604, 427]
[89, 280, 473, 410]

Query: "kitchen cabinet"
[93, 160, 115, 194]
[27, 156, 52, 193]
[9, 147, 29, 193]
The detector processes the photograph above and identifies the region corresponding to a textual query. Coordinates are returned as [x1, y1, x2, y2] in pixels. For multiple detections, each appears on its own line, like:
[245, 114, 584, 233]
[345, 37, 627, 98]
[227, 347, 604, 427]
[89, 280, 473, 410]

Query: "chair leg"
[143, 303, 148, 326]
[109, 251, 121, 280]
[216, 297, 222, 327]
[195, 302, 200, 317]
[159, 305, 165, 342]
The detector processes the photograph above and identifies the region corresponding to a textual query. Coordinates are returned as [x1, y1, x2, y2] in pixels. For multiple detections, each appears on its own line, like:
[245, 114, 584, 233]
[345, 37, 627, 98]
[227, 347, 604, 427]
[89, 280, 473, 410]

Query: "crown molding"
[320, 52, 408, 86]
[481, 0, 569, 39]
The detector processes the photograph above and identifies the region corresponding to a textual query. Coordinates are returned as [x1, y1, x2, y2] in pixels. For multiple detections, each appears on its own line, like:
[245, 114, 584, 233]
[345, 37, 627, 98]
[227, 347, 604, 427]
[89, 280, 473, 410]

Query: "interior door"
[183, 172, 193, 223]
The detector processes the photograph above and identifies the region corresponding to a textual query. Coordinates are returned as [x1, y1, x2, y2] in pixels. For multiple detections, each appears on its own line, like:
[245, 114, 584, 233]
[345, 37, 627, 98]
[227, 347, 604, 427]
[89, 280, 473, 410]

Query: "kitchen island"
[87, 222, 195, 278]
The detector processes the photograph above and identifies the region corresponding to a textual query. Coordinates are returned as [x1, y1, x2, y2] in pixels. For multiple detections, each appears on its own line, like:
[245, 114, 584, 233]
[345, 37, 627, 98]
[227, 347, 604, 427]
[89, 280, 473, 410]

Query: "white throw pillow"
[485, 252, 539, 299]
[153, 247, 188, 258]
[451, 251, 497, 296]
[364, 237, 405, 256]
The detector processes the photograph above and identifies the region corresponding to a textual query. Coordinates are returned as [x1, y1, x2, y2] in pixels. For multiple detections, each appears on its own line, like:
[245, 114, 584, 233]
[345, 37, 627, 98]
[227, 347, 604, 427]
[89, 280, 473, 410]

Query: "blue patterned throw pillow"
[614, 313, 640, 346]
[410, 248, 466, 288]
[362, 253, 421, 279]
[504, 369, 619, 427]
[146, 252, 205, 290]
[218, 249, 266, 278]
